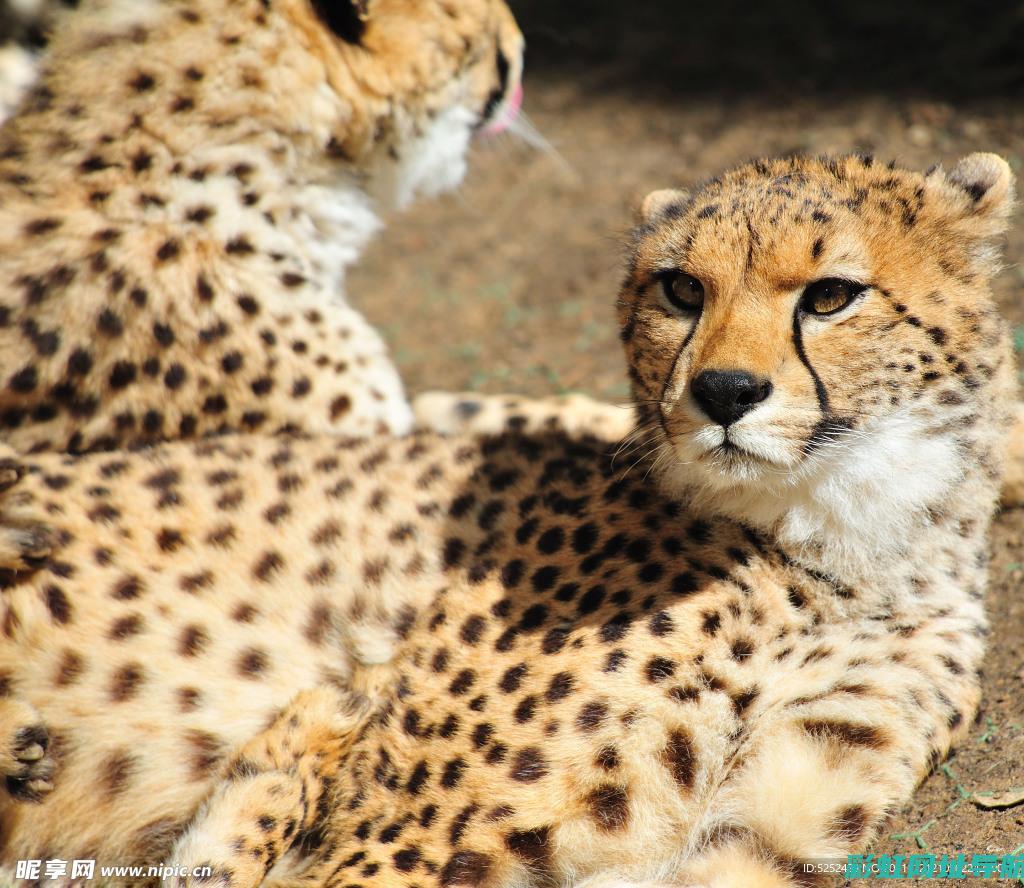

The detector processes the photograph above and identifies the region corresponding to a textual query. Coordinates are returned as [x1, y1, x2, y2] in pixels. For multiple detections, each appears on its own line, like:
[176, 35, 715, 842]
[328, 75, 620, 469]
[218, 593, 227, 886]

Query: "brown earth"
[350, 2, 1024, 882]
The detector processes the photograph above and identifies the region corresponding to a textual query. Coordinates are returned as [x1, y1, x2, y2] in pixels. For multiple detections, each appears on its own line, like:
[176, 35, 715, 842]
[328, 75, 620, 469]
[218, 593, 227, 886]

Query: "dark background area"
[510, 0, 1024, 99]
[353, 1, 1024, 876]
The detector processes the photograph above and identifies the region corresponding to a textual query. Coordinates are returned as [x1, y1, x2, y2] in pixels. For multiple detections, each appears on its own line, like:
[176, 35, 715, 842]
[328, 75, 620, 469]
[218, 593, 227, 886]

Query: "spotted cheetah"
[0, 152, 1016, 887]
[0, 0, 523, 455]
[0, 0, 68, 125]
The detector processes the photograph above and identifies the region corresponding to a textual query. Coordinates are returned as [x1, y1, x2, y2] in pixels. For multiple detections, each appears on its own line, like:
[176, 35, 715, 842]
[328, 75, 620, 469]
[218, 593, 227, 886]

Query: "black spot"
[649, 611, 674, 636]
[499, 663, 528, 694]
[108, 361, 137, 389]
[110, 663, 145, 701]
[67, 349, 93, 376]
[97, 309, 124, 337]
[156, 239, 181, 263]
[545, 672, 574, 702]
[663, 729, 696, 789]
[448, 669, 475, 696]
[440, 851, 492, 887]
[505, 826, 551, 869]
[460, 615, 486, 645]
[164, 364, 187, 390]
[801, 720, 887, 748]
[9, 366, 37, 393]
[572, 522, 599, 553]
[43, 585, 72, 624]
[129, 71, 156, 92]
[509, 747, 548, 782]
[406, 761, 430, 795]
[828, 804, 868, 842]
[576, 700, 608, 732]
[536, 527, 564, 554]
[730, 638, 754, 661]
[393, 848, 421, 873]
[513, 695, 537, 723]
[645, 656, 676, 682]
[586, 784, 629, 831]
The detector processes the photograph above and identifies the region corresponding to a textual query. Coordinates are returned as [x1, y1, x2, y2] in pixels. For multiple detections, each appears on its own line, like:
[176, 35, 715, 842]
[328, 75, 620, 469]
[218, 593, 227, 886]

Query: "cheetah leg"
[412, 391, 636, 442]
[0, 697, 54, 801]
[1000, 402, 1024, 508]
[677, 614, 983, 888]
[169, 685, 373, 888]
[0, 452, 52, 573]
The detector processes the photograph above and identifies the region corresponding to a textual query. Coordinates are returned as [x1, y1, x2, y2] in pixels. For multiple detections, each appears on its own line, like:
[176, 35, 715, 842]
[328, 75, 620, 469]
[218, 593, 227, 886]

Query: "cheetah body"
[0, 0, 523, 453]
[0, 153, 1016, 888]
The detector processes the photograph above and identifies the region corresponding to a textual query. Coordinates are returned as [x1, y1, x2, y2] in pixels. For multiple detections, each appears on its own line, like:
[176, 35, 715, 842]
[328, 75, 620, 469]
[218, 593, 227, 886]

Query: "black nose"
[690, 370, 772, 426]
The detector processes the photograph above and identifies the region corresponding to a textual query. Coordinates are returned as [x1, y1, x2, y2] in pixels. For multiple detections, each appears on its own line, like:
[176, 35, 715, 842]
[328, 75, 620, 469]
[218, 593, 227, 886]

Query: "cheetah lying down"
[0, 152, 1016, 887]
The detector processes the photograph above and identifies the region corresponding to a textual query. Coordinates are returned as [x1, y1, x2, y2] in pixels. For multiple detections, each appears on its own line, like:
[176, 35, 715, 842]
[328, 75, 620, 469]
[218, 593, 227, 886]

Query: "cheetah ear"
[927, 153, 1016, 275]
[310, 0, 370, 43]
[928, 153, 1016, 234]
[638, 188, 691, 225]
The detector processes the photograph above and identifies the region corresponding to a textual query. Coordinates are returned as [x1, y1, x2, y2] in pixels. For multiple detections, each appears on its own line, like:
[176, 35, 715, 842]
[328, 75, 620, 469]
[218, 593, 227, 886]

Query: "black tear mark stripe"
[744, 216, 757, 273]
[659, 312, 702, 435]
[791, 307, 830, 415]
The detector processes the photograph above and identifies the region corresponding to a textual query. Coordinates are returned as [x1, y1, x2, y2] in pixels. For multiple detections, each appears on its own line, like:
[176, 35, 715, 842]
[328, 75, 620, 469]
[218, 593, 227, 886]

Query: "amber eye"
[659, 272, 705, 313]
[799, 278, 866, 316]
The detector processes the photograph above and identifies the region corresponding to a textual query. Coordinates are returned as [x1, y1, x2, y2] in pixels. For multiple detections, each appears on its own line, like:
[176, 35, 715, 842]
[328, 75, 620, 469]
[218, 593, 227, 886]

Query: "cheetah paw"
[0, 454, 53, 573]
[1, 706, 55, 801]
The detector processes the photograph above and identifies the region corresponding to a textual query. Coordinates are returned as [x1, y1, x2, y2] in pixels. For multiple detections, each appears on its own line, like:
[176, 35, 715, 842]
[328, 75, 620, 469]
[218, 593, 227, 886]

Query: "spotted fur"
[0, 153, 1015, 888]
[0, 0, 523, 454]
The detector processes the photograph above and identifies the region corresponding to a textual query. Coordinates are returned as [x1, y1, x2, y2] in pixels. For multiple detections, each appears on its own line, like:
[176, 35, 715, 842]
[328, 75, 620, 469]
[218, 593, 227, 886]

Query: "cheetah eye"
[658, 272, 705, 313]
[799, 278, 866, 316]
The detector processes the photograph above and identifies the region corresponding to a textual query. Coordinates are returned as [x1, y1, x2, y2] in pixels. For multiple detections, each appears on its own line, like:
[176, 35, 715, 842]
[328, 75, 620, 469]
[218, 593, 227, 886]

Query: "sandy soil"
[350, 2, 1024, 880]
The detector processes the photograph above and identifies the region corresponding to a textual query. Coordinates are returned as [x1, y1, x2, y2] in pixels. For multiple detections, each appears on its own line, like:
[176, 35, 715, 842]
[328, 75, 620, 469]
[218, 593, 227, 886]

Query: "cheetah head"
[619, 153, 1016, 560]
[294, 0, 524, 205]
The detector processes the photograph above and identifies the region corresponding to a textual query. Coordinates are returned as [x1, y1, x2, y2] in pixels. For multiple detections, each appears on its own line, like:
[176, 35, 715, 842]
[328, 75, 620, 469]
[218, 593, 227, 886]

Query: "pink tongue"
[485, 83, 523, 135]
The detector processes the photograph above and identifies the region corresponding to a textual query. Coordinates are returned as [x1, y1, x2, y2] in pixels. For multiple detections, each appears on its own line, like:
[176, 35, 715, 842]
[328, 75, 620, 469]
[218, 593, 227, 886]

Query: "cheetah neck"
[662, 406, 1005, 599]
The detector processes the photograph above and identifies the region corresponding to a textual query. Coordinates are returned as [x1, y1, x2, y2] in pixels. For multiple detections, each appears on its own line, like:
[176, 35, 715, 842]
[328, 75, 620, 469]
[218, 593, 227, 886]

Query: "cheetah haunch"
[0, 152, 1015, 888]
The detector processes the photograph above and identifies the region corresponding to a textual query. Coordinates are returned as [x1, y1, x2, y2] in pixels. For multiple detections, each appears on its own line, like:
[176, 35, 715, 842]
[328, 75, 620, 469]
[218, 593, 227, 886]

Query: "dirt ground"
[350, 2, 1024, 881]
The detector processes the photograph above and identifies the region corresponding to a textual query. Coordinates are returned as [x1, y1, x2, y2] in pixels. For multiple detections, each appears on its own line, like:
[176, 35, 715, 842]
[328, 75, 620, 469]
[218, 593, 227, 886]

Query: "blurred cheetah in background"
[0, 0, 523, 458]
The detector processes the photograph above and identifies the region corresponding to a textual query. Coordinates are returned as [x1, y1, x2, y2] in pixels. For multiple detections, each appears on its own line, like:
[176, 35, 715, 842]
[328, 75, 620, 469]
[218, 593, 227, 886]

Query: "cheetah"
[0, 0, 524, 454]
[0, 0, 64, 125]
[0, 152, 1016, 887]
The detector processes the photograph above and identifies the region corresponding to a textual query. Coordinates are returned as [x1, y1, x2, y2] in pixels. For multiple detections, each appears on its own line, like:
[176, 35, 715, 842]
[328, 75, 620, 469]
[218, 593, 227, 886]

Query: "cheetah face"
[305, 0, 524, 205]
[619, 153, 1015, 540]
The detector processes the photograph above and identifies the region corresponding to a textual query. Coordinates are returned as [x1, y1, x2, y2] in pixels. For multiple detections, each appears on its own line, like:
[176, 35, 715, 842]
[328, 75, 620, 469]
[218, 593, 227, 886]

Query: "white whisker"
[507, 112, 579, 183]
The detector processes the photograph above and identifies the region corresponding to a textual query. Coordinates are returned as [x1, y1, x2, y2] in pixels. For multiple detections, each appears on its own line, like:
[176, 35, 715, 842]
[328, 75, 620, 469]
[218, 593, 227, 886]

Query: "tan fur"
[0, 0, 522, 454]
[0, 153, 1015, 888]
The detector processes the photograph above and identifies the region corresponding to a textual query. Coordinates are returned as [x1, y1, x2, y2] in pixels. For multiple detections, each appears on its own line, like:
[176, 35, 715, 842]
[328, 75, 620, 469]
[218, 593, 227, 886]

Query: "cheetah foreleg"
[677, 614, 982, 888]
[413, 390, 636, 442]
[169, 685, 373, 888]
